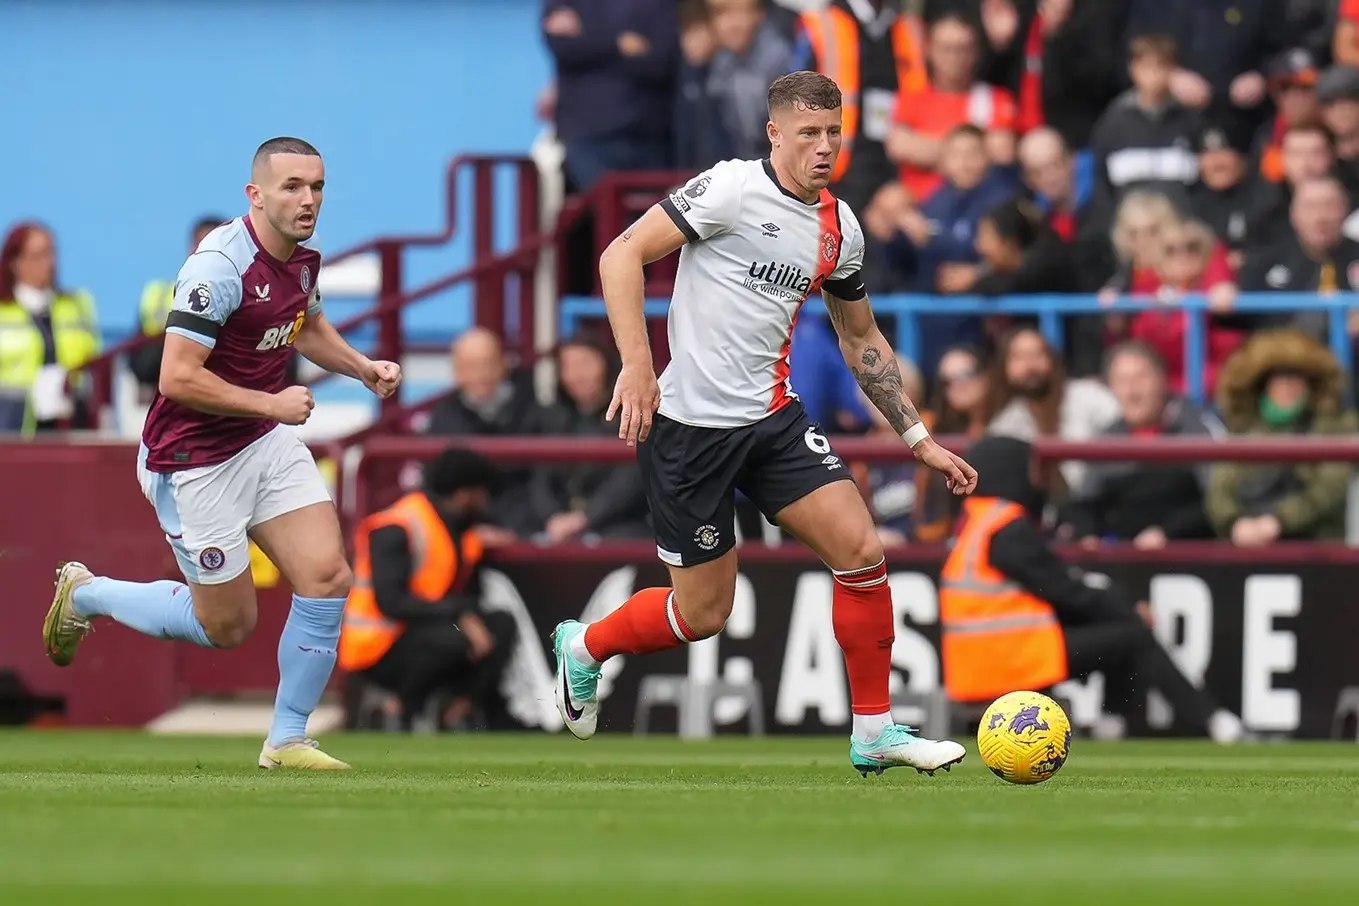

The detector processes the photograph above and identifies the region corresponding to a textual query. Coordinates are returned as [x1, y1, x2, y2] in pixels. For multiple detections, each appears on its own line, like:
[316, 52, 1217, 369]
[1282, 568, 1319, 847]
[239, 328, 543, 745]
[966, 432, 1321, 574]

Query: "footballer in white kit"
[551, 72, 980, 777]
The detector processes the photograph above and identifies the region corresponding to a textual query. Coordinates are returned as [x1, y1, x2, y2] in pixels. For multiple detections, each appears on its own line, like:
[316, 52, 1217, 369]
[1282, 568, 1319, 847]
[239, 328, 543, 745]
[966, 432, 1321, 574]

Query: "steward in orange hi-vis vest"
[339, 447, 522, 733]
[339, 491, 485, 672]
[940, 494, 1067, 702]
[938, 437, 1239, 740]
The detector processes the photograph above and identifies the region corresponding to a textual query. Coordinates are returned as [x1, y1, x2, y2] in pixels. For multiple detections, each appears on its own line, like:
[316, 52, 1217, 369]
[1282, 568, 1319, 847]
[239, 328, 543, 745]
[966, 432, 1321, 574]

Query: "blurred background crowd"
[7, 0, 1359, 553]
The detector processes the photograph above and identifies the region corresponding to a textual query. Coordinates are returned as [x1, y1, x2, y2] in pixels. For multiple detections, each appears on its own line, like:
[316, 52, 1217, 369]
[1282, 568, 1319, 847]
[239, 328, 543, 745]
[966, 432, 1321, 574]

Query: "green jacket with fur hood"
[1205, 329, 1358, 540]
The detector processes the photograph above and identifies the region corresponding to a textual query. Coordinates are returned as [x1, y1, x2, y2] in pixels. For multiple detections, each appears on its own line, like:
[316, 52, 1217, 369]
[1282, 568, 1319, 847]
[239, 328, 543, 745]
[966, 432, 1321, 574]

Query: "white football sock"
[569, 631, 602, 669]
[853, 711, 893, 744]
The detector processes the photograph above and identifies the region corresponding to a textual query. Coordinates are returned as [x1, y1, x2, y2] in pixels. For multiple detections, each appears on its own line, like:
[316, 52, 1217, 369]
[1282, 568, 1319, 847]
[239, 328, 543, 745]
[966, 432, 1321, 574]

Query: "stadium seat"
[1330, 687, 1359, 740]
[347, 678, 441, 734]
[633, 675, 766, 739]
[888, 688, 951, 741]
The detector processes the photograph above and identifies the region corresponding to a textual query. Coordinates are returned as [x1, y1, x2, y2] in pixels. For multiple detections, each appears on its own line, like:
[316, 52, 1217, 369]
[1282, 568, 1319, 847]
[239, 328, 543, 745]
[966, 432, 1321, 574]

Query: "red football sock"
[583, 587, 698, 662]
[831, 559, 894, 715]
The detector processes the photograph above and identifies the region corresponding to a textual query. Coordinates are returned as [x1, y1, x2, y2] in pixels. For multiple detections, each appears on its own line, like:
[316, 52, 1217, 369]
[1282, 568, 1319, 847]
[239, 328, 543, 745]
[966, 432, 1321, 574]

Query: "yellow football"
[977, 690, 1072, 784]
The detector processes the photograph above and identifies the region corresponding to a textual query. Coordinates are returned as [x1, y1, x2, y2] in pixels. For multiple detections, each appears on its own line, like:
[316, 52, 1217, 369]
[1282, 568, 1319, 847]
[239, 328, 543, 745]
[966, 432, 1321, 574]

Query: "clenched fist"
[361, 359, 403, 398]
[270, 385, 315, 425]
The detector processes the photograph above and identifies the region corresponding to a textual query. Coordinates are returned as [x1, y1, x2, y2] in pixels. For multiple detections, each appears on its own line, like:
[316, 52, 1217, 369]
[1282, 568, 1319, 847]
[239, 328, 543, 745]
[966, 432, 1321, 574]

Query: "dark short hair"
[1130, 34, 1177, 66]
[982, 197, 1046, 249]
[424, 447, 500, 498]
[768, 71, 842, 115]
[192, 216, 227, 239]
[253, 136, 321, 170]
[1104, 339, 1167, 379]
[945, 123, 986, 144]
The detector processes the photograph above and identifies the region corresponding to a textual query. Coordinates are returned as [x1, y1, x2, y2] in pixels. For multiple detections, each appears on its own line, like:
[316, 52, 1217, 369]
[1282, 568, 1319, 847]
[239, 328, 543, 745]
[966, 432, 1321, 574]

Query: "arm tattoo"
[824, 293, 923, 435]
[823, 294, 850, 336]
[851, 344, 922, 435]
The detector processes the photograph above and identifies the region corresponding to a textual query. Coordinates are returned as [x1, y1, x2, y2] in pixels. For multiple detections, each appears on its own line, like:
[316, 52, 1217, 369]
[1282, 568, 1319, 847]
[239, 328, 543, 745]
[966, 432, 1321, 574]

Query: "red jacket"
[1130, 243, 1244, 396]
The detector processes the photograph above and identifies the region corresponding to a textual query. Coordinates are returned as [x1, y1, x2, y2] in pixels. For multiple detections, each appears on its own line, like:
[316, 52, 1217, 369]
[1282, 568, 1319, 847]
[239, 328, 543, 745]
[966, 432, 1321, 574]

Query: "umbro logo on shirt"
[761, 222, 781, 238]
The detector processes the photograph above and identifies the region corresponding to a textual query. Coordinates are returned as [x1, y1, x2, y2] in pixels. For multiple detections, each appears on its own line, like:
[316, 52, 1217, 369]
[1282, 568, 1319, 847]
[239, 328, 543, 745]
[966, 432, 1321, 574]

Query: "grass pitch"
[0, 732, 1356, 905]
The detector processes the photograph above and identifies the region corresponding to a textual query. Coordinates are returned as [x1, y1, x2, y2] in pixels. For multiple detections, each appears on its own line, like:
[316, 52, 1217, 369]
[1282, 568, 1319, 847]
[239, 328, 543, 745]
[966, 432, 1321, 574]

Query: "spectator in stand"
[676, 0, 793, 167]
[531, 333, 650, 542]
[1255, 48, 1322, 184]
[1102, 190, 1182, 298]
[1333, 0, 1359, 68]
[1129, 218, 1245, 398]
[1242, 121, 1338, 250]
[1062, 340, 1220, 549]
[1239, 176, 1359, 340]
[1090, 35, 1201, 230]
[426, 328, 546, 539]
[792, 0, 929, 216]
[1207, 328, 1357, 545]
[914, 344, 992, 542]
[129, 216, 230, 396]
[886, 14, 1017, 205]
[871, 124, 1019, 374]
[542, 0, 678, 192]
[985, 324, 1119, 492]
[965, 195, 1078, 296]
[1316, 66, 1359, 218]
[674, 0, 725, 170]
[0, 222, 100, 435]
[1189, 112, 1258, 268]
[1122, 0, 1290, 132]
[1082, 190, 1184, 376]
[959, 0, 1128, 151]
[1018, 126, 1112, 290]
[851, 354, 927, 547]
[707, 0, 794, 159]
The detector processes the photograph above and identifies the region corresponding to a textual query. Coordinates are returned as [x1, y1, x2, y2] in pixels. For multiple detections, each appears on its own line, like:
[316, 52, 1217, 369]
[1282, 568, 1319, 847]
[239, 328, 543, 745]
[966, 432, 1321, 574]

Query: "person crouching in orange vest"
[340, 447, 517, 731]
[939, 436, 1244, 743]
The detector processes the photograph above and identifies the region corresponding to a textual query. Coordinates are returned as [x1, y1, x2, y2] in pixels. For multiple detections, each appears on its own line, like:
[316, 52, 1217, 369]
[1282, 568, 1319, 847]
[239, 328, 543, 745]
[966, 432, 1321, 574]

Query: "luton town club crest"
[822, 232, 838, 263]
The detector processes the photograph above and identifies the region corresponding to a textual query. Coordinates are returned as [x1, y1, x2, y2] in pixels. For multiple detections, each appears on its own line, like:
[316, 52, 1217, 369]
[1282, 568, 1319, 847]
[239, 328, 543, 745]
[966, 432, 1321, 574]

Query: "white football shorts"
[136, 425, 332, 585]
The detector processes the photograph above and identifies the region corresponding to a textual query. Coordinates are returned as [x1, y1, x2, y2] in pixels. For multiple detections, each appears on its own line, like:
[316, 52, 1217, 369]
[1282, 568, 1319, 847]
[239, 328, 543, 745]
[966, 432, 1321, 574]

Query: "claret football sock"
[832, 559, 894, 738]
[268, 594, 344, 746]
[580, 587, 698, 663]
[73, 577, 212, 648]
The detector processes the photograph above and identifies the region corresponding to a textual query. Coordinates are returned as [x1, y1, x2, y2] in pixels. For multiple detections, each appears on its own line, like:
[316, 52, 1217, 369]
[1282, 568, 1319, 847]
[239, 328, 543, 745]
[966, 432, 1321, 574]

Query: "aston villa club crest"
[300, 265, 312, 293]
[822, 232, 839, 263]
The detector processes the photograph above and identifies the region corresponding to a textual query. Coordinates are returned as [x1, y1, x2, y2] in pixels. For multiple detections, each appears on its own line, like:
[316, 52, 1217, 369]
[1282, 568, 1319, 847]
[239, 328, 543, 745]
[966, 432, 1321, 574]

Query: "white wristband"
[901, 423, 929, 448]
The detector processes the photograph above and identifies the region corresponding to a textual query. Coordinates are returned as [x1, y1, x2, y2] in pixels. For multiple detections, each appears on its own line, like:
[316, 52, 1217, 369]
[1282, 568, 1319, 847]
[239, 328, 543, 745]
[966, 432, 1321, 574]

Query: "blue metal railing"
[559, 292, 1358, 404]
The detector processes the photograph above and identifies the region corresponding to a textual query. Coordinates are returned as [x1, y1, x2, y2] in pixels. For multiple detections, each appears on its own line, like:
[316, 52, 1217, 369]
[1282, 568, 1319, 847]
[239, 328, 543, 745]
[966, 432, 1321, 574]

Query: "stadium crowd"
[5, 0, 1359, 553]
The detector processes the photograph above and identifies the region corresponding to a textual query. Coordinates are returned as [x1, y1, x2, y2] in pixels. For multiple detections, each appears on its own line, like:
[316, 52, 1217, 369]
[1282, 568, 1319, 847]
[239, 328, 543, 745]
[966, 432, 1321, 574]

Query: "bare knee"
[191, 576, 258, 648]
[680, 592, 734, 639]
[197, 603, 257, 649]
[300, 559, 353, 600]
[670, 553, 738, 639]
[835, 530, 885, 575]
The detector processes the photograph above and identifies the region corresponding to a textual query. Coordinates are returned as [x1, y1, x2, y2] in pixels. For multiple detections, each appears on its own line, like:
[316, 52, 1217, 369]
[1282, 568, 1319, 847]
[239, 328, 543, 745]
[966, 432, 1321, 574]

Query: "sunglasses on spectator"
[1163, 241, 1203, 256]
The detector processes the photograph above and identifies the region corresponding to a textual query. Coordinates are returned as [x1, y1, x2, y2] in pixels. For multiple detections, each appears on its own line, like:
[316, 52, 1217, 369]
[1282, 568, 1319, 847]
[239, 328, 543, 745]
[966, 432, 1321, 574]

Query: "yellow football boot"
[43, 561, 94, 667]
[258, 738, 351, 770]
